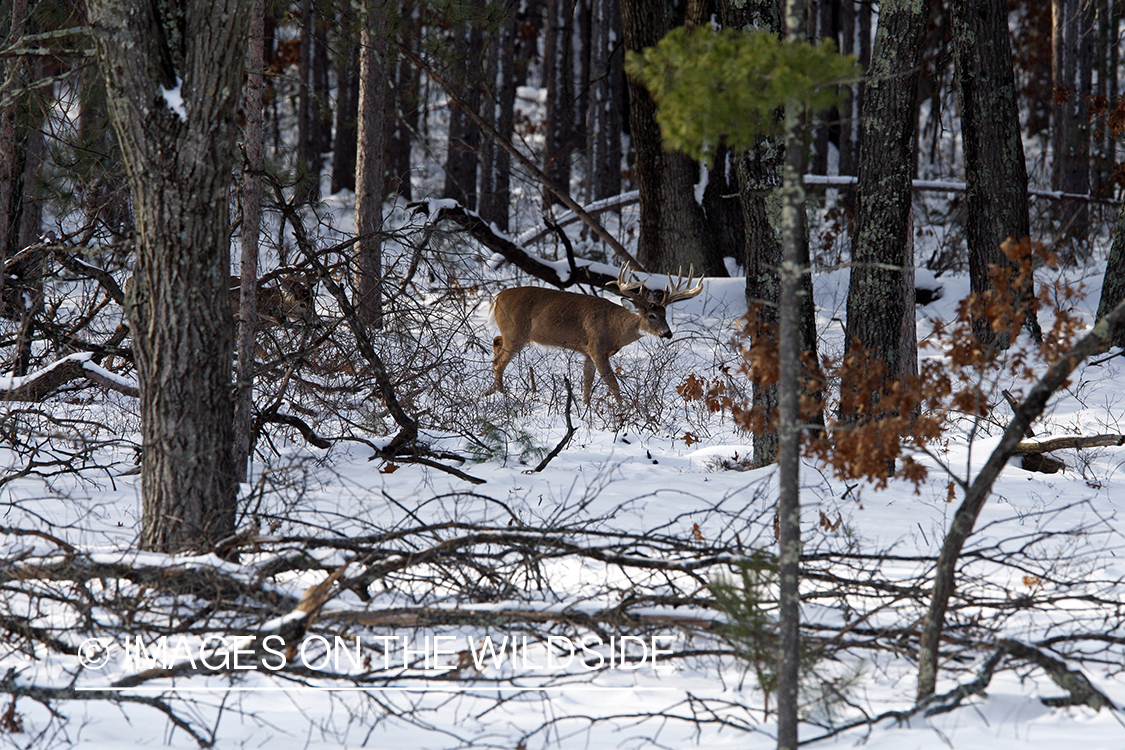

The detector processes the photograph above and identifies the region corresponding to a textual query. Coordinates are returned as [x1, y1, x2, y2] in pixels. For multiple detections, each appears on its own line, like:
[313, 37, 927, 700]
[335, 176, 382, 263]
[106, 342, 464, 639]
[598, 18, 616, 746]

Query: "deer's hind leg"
[491, 335, 520, 394]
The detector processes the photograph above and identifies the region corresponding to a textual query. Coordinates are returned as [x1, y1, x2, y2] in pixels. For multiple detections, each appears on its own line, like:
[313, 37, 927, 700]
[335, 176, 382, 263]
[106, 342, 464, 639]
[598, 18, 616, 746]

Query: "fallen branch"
[995, 639, 1117, 711]
[0, 353, 139, 400]
[331, 605, 719, 631]
[1013, 433, 1125, 453]
[259, 411, 333, 449]
[806, 638, 1117, 745]
[917, 295, 1125, 699]
[410, 201, 619, 290]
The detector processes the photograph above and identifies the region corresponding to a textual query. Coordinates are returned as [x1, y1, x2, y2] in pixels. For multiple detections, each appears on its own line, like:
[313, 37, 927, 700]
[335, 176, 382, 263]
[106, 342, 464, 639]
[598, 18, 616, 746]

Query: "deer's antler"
[661, 266, 703, 306]
[610, 263, 649, 302]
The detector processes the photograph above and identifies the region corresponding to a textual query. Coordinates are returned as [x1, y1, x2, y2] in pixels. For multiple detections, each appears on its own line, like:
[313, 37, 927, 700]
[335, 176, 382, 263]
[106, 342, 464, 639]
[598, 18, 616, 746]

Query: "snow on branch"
[409, 200, 621, 291]
[0, 352, 138, 401]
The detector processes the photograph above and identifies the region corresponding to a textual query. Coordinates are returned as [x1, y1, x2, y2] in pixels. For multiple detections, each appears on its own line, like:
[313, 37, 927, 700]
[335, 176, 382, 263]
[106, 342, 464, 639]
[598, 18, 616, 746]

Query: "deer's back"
[494, 286, 630, 350]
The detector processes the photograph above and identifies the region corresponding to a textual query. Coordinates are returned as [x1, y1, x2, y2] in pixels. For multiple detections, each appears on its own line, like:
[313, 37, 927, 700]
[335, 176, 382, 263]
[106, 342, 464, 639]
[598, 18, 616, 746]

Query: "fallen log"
[0, 352, 139, 401]
[1012, 433, 1125, 474]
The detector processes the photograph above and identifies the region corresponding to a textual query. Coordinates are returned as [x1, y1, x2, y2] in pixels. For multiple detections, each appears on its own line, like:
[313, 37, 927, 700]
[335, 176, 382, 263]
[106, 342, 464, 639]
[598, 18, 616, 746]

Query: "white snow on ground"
[4, 235, 1125, 748]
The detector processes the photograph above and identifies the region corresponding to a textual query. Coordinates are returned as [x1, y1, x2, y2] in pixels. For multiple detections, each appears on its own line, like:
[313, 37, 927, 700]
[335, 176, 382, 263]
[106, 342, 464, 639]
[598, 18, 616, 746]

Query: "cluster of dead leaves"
[678, 238, 1084, 493]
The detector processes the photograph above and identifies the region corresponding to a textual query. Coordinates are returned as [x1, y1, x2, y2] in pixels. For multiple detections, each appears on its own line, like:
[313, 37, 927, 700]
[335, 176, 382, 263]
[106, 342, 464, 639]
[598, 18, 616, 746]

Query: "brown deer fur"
[489, 267, 702, 404]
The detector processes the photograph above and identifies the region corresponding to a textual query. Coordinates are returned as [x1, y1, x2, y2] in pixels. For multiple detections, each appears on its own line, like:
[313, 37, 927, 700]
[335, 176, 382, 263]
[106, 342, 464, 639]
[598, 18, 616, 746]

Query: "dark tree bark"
[543, 0, 574, 206]
[917, 1, 950, 178]
[1093, 0, 1119, 195]
[312, 8, 332, 157]
[478, 7, 518, 231]
[331, 19, 360, 195]
[620, 0, 725, 276]
[235, 0, 266, 479]
[78, 73, 134, 242]
[953, 0, 1039, 348]
[838, 0, 871, 195]
[1096, 200, 1125, 347]
[572, 0, 592, 151]
[586, 0, 624, 204]
[295, 0, 329, 203]
[842, 0, 929, 415]
[0, 6, 48, 370]
[386, 1, 422, 200]
[809, 0, 840, 175]
[736, 147, 783, 467]
[722, 0, 822, 468]
[701, 147, 745, 269]
[0, 0, 28, 305]
[1011, 0, 1053, 137]
[86, 0, 249, 552]
[1051, 0, 1093, 250]
[18, 75, 44, 255]
[355, 0, 390, 328]
[443, 0, 485, 208]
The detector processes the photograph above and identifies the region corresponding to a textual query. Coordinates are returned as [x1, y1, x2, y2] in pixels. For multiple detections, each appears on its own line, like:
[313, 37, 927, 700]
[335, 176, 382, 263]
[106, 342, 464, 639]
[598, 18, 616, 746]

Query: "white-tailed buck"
[489, 265, 703, 405]
[229, 275, 317, 327]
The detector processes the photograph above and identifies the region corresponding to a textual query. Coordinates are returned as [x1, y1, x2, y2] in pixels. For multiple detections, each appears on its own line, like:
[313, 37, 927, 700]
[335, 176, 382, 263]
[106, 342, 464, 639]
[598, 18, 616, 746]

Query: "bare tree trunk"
[809, 0, 838, 175]
[18, 79, 44, 254]
[355, 0, 389, 329]
[953, 0, 1039, 348]
[87, 0, 249, 552]
[586, 0, 624, 204]
[294, 0, 331, 203]
[1017, 0, 1053, 137]
[776, 12, 806, 750]
[331, 17, 360, 195]
[620, 0, 725, 275]
[444, 0, 484, 208]
[573, 0, 592, 166]
[312, 8, 332, 158]
[1096, 201, 1125, 347]
[386, 1, 422, 200]
[1051, 0, 1093, 251]
[842, 0, 929, 417]
[720, 0, 820, 468]
[737, 143, 783, 467]
[478, 8, 518, 231]
[691, 0, 742, 268]
[0, 0, 28, 304]
[295, 0, 317, 203]
[838, 0, 871, 204]
[543, 0, 574, 207]
[235, 0, 266, 480]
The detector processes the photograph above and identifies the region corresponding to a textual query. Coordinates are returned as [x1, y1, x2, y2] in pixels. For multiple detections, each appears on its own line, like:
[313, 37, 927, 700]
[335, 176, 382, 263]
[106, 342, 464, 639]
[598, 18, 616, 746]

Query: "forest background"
[2, 0, 1125, 748]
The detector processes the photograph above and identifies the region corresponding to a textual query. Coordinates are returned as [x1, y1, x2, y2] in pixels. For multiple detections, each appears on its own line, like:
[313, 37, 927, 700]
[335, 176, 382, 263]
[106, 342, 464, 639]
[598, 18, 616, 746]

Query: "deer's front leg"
[582, 356, 597, 404]
[590, 352, 623, 404]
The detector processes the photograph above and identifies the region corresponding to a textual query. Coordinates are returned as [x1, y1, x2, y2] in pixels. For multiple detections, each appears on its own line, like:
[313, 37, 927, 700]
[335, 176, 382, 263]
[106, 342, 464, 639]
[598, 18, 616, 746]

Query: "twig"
[532, 378, 578, 472]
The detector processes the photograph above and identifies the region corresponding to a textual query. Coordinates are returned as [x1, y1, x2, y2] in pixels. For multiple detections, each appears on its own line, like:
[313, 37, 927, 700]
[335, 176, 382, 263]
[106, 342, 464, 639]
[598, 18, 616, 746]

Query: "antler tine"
[611, 263, 648, 300]
[661, 265, 704, 306]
